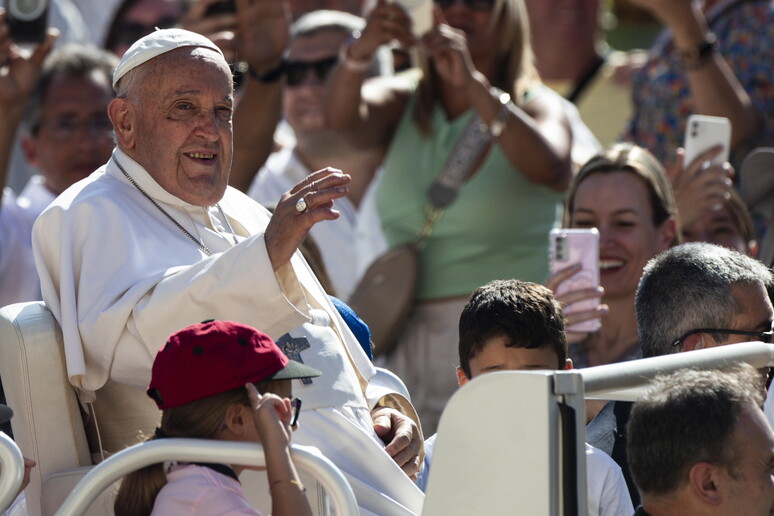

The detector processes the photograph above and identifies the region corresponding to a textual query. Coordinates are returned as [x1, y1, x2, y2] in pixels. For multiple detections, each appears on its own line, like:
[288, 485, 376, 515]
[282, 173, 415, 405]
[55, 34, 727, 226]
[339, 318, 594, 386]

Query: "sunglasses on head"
[433, 0, 495, 12]
[285, 57, 339, 87]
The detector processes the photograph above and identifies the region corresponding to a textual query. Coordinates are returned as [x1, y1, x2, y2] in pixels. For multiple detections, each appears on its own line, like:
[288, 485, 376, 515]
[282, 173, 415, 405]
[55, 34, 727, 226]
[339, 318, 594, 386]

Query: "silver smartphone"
[549, 228, 601, 333]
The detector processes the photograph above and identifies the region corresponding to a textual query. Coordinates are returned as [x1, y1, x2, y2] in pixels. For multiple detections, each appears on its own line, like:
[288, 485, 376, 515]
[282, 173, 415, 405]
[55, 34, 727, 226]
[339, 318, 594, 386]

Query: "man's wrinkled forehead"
[132, 47, 233, 95]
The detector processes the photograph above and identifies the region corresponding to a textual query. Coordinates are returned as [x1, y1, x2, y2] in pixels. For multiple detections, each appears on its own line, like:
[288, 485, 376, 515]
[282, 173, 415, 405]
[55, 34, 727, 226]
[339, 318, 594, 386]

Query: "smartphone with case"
[549, 228, 601, 333]
[683, 114, 731, 167]
[5, 0, 48, 44]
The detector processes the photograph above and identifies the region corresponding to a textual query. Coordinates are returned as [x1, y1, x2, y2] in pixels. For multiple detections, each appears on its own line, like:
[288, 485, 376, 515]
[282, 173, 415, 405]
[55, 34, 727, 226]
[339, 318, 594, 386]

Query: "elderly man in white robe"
[31, 23, 424, 516]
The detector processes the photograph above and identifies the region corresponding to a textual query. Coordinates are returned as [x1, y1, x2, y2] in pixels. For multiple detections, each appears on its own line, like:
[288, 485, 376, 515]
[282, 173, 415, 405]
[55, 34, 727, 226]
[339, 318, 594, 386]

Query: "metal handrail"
[0, 431, 24, 513]
[580, 341, 774, 399]
[54, 439, 358, 516]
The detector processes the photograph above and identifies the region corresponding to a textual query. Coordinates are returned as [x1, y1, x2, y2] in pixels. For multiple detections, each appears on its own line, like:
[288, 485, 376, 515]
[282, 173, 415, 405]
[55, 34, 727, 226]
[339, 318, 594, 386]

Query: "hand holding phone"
[4, 0, 48, 44]
[548, 229, 602, 334]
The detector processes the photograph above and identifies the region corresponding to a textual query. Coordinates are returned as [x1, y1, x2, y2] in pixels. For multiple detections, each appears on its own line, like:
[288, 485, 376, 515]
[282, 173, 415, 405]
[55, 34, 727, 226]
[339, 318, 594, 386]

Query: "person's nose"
[195, 110, 223, 141]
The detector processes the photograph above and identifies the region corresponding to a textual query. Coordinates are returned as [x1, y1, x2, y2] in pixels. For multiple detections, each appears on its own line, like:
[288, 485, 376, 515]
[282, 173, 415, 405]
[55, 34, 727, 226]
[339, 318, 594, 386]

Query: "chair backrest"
[0, 302, 343, 516]
[0, 302, 93, 516]
[0, 431, 24, 512]
[55, 439, 358, 516]
[422, 371, 588, 516]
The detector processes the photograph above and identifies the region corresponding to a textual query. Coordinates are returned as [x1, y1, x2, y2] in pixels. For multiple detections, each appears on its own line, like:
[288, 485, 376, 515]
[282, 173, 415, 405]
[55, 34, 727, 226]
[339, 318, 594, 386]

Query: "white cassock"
[32, 148, 424, 516]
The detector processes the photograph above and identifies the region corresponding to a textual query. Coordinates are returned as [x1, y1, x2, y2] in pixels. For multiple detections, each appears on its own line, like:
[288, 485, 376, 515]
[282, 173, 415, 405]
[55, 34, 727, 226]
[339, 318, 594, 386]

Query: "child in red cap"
[114, 320, 321, 516]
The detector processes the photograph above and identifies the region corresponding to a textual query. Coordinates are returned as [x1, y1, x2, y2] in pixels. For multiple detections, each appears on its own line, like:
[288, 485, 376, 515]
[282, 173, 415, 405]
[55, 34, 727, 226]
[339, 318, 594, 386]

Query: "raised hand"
[265, 167, 350, 270]
[668, 146, 734, 229]
[348, 0, 414, 63]
[420, 7, 476, 90]
[180, 0, 239, 61]
[233, 0, 290, 73]
[0, 15, 56, 110]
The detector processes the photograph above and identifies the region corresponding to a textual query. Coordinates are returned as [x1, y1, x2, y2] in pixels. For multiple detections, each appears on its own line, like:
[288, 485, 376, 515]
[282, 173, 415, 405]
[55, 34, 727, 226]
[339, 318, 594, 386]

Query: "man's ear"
[681, 333, 704, 352]
[456, 366, 469, 387]
[108, 97, 135, 149]
[564, 358, 573, 370]
[748, 239, 759, 259]
[689, 462, 724, 506]
[19, 135, 40, 168]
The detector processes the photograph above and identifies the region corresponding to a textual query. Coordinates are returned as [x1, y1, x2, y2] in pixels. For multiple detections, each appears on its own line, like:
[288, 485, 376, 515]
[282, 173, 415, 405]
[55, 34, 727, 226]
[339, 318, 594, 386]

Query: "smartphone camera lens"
[555, 235, 567, 261]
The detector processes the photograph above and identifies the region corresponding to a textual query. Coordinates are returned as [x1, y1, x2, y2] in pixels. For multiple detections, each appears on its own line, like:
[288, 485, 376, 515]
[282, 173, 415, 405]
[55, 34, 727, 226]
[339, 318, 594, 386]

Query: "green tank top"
[376, 87, 563, 301]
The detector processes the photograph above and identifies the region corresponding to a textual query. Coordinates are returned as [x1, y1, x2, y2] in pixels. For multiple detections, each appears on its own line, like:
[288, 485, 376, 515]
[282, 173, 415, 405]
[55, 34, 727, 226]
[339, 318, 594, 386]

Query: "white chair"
[0, 302, 356, 515]
[55, 439, 358, 516]
[0, 431, 24, 512]
[0, 302, 94, 516]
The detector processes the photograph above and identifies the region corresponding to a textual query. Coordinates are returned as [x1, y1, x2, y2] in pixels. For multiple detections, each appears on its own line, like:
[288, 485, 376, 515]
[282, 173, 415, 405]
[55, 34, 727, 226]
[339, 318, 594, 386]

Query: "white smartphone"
[549, 228, 601, 334]
[683, 114, 731, 167]
[363, 0, 433, 37]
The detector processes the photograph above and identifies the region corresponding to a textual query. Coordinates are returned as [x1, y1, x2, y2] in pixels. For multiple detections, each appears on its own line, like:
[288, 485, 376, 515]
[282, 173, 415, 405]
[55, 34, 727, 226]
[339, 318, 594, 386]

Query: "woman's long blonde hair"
[413, 0, 539, 135]
[113, 380, 281, 516]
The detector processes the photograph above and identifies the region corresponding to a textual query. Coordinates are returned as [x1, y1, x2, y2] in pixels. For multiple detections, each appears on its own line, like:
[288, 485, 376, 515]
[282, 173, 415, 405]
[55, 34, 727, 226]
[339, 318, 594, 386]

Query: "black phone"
[4, 0, 48, 44]
[204, 0, 235, 17]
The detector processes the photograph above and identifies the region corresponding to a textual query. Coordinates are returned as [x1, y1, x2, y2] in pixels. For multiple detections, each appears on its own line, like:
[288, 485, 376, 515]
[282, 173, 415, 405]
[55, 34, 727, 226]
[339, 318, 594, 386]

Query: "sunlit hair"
[565, 142, 681, 246]
[113, 379, 284, 516]
[628, 364, 765, 496]
[413, 0, 539, 135]
[725, 189, 756, 249]
[458, 279, 567, 378]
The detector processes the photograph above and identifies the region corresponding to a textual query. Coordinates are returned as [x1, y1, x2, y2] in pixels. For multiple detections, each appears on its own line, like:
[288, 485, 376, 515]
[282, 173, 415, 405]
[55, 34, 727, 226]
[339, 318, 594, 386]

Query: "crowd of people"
[1, 0, 774, 515]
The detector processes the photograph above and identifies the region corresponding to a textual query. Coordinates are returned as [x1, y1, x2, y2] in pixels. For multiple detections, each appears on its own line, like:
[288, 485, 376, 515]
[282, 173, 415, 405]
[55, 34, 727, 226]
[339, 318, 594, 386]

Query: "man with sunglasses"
[241, 10, 388, 300]
[586, 242, 774, 506]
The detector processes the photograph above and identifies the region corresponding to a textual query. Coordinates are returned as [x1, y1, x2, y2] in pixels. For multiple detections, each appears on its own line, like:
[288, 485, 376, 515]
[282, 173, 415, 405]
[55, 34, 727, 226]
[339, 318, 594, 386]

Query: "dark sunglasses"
[290, 397, 302, 427]
[433, 0, 495, 12]
[670, 323, 774, 348]
[285, 57, 338, 87]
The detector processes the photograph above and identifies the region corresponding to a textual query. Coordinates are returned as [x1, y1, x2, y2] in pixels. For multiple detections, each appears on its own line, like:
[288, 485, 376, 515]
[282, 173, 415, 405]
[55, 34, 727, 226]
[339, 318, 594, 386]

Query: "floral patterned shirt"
[622, 0, 774, 169]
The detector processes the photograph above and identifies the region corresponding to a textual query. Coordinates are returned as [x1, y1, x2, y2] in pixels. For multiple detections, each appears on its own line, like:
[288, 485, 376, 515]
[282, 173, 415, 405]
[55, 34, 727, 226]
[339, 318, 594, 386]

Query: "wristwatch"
[488, 87, 511, 138]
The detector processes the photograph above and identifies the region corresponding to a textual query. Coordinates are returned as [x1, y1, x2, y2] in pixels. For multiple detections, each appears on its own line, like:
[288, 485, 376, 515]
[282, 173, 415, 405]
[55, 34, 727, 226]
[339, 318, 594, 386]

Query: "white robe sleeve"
[32, 186, 309, 399]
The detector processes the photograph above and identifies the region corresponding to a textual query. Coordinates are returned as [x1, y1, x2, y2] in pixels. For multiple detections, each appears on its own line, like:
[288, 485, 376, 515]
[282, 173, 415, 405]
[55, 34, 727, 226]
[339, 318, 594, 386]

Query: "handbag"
[348, 110, 496, 357]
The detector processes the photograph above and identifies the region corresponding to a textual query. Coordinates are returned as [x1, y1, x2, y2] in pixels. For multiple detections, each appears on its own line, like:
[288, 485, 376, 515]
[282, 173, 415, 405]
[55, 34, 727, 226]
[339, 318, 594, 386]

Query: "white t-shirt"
[417, 435, 633, 516]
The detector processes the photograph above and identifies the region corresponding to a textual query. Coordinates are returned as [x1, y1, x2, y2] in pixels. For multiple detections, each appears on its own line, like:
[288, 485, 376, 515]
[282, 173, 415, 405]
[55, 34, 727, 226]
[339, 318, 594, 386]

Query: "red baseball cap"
[147, 320, 321, 409]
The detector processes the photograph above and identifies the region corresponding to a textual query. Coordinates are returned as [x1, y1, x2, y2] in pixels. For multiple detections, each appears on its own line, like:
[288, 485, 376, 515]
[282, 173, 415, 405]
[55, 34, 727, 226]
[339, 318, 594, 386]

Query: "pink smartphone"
[549, 228, 601, 333]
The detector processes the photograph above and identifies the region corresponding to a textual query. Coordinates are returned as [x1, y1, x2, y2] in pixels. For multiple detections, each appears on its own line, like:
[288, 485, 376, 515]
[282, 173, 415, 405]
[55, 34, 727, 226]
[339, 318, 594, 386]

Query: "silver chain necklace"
[114, 157, 239, 256]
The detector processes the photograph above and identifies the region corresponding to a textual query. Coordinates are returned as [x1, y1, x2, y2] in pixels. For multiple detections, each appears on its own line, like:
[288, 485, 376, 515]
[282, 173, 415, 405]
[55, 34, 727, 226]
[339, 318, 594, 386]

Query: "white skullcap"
[112, 28, 225, 91]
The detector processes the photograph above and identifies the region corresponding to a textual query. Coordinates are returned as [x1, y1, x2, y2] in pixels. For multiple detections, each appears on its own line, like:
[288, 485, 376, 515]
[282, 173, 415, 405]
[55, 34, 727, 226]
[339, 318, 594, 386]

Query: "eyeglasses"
[670, 323, 774, 348]
[433, 0, 496, 12]
[285, 57, 338, 88]
[35, 115, 114, 141]
[290, 397, 302, 427]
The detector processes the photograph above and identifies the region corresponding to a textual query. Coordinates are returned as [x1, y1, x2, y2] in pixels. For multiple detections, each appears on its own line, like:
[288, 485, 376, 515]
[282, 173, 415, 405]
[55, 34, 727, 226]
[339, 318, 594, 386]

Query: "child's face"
[457, 335, 570, 385]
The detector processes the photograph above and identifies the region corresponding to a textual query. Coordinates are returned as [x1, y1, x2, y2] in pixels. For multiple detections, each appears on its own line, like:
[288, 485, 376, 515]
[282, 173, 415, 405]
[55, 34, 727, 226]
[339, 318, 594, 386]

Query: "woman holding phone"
[325, 0, 572, 432]
[547, 143, 678, 372]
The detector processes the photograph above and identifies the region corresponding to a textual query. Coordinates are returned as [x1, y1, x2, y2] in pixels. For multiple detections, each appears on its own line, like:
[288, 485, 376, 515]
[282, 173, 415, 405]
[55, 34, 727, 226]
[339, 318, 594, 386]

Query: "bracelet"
[269, 479, 306, 492]
[675, 33, 717, 71]
[487, 87, 511, 138]
[248, 59, 287, 83]
[338, 41, 372, 73]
